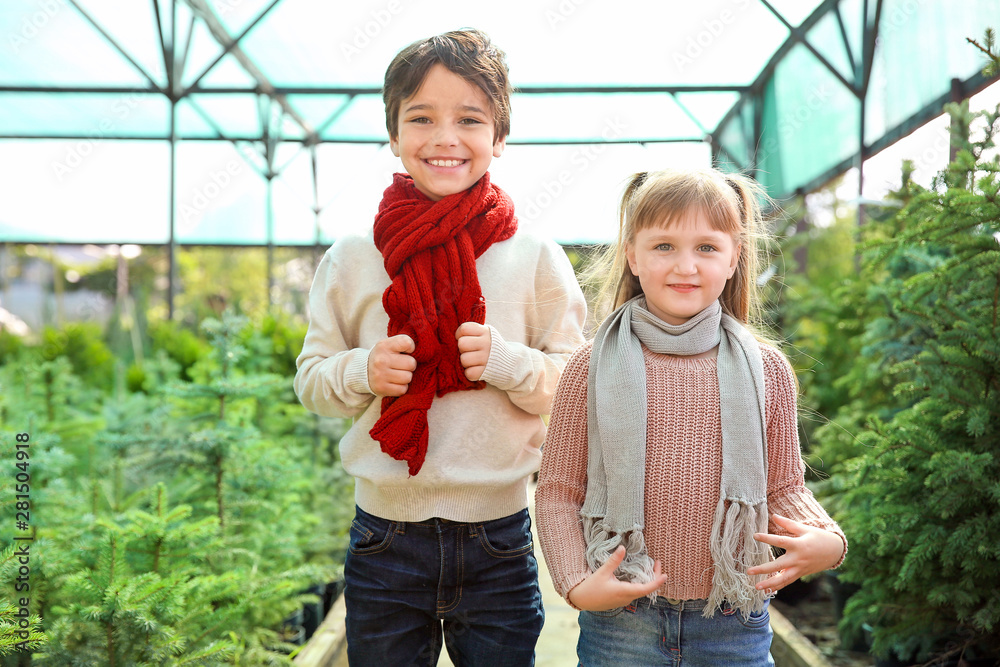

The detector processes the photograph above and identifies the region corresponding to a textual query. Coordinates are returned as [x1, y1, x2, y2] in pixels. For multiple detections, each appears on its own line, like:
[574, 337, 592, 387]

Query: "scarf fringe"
[703, 498, 771, 620]
[581, 515, 657, 600]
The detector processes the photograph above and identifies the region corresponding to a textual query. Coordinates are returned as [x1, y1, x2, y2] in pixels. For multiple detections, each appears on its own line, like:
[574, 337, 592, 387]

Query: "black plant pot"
[302, 583, 326, 639]
[827, 571, 861, 619]
[775, 574, 819, 606]
[825, 571, 867, 652]
[323, 578, 345, 614]
[282, 607, 306, 647]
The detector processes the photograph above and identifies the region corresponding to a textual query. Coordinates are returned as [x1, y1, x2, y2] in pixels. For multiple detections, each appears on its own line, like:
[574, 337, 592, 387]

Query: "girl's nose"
[675, 255, 697, 275]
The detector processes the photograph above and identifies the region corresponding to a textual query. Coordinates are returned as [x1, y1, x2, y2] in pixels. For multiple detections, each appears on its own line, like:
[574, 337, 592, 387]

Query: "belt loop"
[395, 520, 406, 535]
[468, 523, 478, 539]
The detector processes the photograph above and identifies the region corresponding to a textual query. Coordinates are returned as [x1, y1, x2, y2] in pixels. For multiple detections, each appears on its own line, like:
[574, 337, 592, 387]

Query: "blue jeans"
[344, 506, 544, 666]
[577, 597, 774, 666]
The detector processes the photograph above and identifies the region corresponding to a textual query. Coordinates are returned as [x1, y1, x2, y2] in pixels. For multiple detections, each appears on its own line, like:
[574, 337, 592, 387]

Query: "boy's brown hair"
[382, 29, 513, 142]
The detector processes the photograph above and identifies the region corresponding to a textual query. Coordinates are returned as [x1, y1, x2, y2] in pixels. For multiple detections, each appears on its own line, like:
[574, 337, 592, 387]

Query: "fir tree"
[0, 548, 46, 657]
[829, 101, 1000, 663]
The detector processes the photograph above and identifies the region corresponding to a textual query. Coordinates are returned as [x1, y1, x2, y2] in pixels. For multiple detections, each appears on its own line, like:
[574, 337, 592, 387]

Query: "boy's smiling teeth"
[427, 159, 465, 167]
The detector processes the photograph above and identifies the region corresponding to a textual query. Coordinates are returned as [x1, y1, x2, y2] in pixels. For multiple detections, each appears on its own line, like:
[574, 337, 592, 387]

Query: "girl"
[535, 168, 847, 666]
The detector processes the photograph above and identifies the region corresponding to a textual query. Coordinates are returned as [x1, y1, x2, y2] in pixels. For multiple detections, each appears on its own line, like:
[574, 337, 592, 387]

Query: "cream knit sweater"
[295, 229, 587, 523]
[536, 342, 846, 603]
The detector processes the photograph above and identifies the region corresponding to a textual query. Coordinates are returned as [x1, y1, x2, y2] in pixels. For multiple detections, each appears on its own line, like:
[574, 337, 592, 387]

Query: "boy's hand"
[748, 514, 846, 592]
[567, 546, 668, 612]
[456, 322, 491, 381]
[367, 335, 417, 397]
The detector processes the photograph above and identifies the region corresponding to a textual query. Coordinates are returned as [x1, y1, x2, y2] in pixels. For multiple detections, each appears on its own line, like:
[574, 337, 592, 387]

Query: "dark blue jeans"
[344, 506, 544, 666]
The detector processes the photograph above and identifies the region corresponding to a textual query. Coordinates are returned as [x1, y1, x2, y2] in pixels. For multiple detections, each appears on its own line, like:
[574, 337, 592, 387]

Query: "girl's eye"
[699, 244, 717, 252]
[655, 243, 673, 251]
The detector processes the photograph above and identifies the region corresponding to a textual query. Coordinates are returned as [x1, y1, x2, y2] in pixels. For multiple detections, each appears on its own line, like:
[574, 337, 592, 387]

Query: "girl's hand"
[456, 322, 491, 381]
[567, 546, 668, 612]
[748, 514, 846, 592]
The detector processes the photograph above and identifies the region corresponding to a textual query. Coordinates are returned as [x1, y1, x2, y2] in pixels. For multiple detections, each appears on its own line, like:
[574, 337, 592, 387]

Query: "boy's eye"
[459, 117, 484, 125]
[407, 116, 431, 124]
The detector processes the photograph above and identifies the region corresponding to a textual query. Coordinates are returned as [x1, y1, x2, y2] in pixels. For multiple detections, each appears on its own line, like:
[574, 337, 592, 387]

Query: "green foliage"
[967, 28, 1000, 77]
[40, 323, 116, 392]
[795, 101, 1000, 663]
[0, 549, 47, 656]
[0, 330, 24, 367]
[0, 310, 350, 665]
[148, 320, 211, 382]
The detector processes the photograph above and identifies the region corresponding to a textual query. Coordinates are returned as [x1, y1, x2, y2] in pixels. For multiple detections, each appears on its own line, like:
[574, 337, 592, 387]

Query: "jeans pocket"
[348, 514, 396, 556]
[584, 607, 625, 618]
[475, 513, 533, 559]
[734, 601, 771, 629]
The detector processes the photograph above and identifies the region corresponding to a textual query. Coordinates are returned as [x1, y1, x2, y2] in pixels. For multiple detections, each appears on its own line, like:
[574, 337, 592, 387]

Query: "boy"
[294, 29, 587, 666]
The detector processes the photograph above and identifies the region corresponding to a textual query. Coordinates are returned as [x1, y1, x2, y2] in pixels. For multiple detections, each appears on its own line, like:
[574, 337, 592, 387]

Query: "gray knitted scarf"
[581, 296, 771, 619]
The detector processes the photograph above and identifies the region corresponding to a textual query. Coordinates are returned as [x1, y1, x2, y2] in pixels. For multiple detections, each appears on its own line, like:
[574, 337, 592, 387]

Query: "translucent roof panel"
[234, 0, 799, 88]
[0, 0, 995, 246]
[758, 43, 861, 196]
[864, 0, 997, 145]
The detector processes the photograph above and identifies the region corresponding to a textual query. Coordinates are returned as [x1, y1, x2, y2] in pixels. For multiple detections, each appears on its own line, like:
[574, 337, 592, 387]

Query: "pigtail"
[719, 172, 768, 327]
[582, 172, 648, 329]
[611, 172, 649, 310]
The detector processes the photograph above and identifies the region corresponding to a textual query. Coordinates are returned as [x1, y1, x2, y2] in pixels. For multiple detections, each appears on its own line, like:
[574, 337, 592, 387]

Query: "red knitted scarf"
[370, 172, 517, 475]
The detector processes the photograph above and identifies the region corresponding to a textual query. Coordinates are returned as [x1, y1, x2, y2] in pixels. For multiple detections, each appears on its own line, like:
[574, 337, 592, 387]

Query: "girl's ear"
[626, 243, 639, 276]
[728, 242, 741, 279]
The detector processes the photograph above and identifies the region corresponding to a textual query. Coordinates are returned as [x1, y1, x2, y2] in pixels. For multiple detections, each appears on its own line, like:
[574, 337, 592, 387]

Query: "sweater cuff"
[479, 325, 519, 389]
[831, 532, 848, 569]
[344, 348, 374, 395]
[563, 575, 589, 611]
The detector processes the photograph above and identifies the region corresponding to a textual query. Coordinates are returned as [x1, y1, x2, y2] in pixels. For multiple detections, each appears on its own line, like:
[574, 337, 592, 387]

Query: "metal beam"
[833, 3, 858, 78]
[182, 0, 283, 92]
[182, 0, 312, 137]
[0, 134, 705, 145]
[168, 0, 178, 319]
[66, 0, 164, 93]
[152, 0, 171, 90]
[860, 0, 883, 95]
[0, 84, 751, 96]
[712, 0, 842, 147]
[758, 0, 859, 96]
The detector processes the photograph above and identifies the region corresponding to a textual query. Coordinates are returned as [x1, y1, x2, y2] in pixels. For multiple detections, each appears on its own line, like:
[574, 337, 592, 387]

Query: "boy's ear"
[492, 135, 506, 158]
[389, 134, 400, 158]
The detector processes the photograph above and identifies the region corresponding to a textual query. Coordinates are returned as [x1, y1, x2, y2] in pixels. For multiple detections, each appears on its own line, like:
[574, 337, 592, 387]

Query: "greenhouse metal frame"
[0, 0, 995, 315]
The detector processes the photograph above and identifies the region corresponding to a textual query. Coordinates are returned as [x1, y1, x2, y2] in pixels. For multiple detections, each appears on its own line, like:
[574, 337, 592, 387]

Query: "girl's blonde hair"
[588, 168, 772, 329]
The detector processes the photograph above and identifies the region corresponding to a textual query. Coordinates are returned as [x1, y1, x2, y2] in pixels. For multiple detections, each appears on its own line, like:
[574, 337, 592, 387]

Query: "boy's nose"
[432, 124, 459, 146]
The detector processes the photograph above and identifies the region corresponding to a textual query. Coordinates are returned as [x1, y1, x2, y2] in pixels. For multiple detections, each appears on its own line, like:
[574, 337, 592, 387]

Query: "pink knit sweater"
[535, 341, 846, 604]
